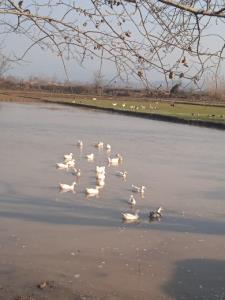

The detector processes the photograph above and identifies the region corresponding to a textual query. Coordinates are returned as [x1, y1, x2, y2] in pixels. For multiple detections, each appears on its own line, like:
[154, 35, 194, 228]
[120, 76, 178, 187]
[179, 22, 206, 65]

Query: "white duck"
[71, 167, 77, 174]
[66, 159, 75, 168]
[108, 154, 123, 165]
[59, 181, 76, 192]
[122, 211, 139, 221]
[116, 171, 128, 179]
[77, 140, 83, 147]
[96, 166, 106, 174]
[86, 153, 94, 160]
[116, 153, 123, 162]
[132, 184, 146, 194]
[108, 157, 119, 165]
[128, 195, 136, 206]
[95, 142, 104, 149]
[76, 168, 81, 177]
[96, 172, 105, 181]
[64, 153, 73, 161]
[72, 168, 81, 177]
[56, 163, 69, 170]
[106, 144, 111, 151]
[97, 179, 105, 187]
[85, 186, 100, 195]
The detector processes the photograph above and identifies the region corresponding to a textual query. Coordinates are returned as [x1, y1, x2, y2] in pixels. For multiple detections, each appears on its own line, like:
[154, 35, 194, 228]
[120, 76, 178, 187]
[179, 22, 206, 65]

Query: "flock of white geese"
[56, 140, 163, 223]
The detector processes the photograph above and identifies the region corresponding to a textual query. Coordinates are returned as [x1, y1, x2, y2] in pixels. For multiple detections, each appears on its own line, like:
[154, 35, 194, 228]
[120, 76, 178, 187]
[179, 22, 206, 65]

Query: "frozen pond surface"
[0, 101, 225, 299]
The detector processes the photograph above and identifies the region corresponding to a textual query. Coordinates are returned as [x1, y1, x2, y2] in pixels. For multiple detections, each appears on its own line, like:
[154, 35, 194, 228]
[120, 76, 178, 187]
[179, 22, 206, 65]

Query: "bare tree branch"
[0, 0, 225, 87]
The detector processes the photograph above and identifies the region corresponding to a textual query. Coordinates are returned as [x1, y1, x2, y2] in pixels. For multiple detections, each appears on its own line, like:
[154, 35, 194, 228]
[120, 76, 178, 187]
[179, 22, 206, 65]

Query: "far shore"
[1, 89, 225, 130]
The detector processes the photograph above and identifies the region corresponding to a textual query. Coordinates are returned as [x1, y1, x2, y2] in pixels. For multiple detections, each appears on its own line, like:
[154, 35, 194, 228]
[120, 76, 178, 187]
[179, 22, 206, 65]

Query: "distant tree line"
[0, 75, 171, 97]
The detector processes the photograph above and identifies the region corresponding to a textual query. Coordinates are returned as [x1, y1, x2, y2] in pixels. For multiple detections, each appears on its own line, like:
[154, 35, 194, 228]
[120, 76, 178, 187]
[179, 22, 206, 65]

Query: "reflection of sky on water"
[164, 259, 225, 300]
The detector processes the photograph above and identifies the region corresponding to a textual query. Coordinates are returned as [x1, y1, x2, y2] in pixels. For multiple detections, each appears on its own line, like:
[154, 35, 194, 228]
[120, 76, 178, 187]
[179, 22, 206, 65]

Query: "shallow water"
[0, 102, 225, 299]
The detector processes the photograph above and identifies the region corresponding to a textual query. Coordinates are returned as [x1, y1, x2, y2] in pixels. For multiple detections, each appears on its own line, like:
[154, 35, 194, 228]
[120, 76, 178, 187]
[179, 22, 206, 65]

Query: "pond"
[0, 101, 225, 299]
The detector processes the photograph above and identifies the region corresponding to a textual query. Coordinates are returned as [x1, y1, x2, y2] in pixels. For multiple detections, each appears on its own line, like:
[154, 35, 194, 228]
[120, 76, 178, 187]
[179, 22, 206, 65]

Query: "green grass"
[1, 89, 225, 125]
[44, 96, 225, 124]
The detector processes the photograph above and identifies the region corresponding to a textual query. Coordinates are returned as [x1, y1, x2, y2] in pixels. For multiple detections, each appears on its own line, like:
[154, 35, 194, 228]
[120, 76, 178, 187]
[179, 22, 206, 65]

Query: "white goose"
[64, 153, 73, 161]
[116, 171, 128, 179]
[122, 211, 139, 221]
[59, 181, 76, 192]
[85, 186, 100, 195]
[56, 163, 69, 170]
[86, 153, 94, 160]
[132, 184, 146, 194]
[128, 195, 136, 206]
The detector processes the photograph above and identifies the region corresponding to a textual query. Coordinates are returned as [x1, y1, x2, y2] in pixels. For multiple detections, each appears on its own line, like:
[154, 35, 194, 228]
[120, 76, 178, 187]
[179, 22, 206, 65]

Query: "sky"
[1, 1, 115, 84]
[5, 33, 110, 83]
[2, 1, 225, 89]
[5, 32, 145, 87]
[1, 0, 163, 87]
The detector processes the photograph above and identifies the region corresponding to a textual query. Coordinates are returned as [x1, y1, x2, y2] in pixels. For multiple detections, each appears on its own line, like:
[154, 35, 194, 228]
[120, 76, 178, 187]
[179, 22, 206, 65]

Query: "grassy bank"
[1, 89, 225, 129]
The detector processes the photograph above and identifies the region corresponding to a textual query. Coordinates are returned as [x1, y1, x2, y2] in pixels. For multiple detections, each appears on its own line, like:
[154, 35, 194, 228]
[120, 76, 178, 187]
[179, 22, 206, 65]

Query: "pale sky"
[2, 1, 224, 89]
[1, 0, 161, 86]
[5, 33, 113, 83]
